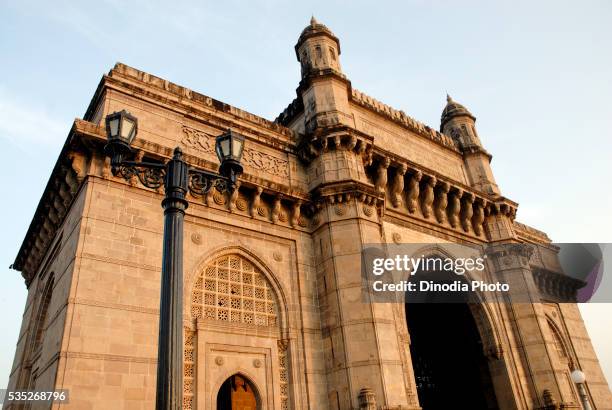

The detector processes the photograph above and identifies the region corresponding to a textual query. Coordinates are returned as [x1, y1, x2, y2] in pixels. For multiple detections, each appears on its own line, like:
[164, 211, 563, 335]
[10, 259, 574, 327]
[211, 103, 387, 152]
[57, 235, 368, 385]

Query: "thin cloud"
[0, 88, 67, 148]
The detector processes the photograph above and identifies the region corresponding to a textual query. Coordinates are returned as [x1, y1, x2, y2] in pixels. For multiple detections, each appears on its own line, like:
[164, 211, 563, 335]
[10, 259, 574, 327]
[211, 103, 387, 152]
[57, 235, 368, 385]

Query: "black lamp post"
[104, 111, 244, 410]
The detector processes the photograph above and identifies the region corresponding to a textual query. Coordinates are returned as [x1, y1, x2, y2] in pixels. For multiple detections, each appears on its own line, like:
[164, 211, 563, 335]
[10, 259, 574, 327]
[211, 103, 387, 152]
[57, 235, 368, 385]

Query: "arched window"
[191, 254, 278, 327]
[548, 320, 569, 361]
[19, 276, 54, 390]
[32, 278, 54, 349]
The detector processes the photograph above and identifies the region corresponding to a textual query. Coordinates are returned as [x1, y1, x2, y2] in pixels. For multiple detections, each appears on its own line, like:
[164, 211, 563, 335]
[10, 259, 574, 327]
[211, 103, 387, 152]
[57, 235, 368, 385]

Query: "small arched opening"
[216, 374, 260, 410]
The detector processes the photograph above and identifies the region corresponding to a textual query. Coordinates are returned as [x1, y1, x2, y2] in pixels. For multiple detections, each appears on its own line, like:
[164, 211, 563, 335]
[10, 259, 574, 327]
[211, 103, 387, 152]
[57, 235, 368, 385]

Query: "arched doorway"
[217, 374, 259, 410]
[406, 302, 498, 409]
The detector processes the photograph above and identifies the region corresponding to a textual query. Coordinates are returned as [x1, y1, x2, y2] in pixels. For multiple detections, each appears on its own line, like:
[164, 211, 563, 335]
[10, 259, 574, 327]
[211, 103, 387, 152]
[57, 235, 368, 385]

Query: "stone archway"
[401, 249, 508, 409]
[405, 302, 499, 409]
[217, 374, 260, 410]
[185, 252, 291, 409]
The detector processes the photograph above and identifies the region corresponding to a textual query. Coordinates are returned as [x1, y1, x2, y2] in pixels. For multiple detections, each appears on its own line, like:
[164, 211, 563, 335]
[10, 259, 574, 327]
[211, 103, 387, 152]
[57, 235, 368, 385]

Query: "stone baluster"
[347, 135, 358, 151]
[434, 181, 450, 224]
[374, 157, 390, 194]
[291, 201, 302, 227]
[407, 170, 422, 214]
[271, 194, 283, 223]
[334, 134, 342, 150]
[472, 199, 485, 236]
[448, 188, 463, 228]
[391, 163, 407, 208]
[205, 184, 215, 206]
[421, 175, 437, 219]
[321, 136, 329, 152]
[251, 186, 263, 218]
[461, 193, 474, 233]
[228, 180, 241, 212]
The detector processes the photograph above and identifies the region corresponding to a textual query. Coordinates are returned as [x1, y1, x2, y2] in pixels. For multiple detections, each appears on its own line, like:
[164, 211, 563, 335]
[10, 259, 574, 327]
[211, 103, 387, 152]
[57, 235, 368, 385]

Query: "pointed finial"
[310, 15, 318, 26]
[446, 93, 453, 103]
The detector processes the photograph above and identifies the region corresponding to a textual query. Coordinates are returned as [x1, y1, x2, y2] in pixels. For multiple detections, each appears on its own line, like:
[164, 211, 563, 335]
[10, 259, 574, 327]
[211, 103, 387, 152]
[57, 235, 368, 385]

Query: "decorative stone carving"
[392, 232, 402, 244]
[273, 252, 283, 262]
[472, 199, 485, 236]
[461, 193, 474, 233]
[213, 190, 226, 206]
[271, 195, 283, 223]
[335, 203, 347, 216]
[421, 175, 436, 219]
[391, 163, 407, 208]
[236, 196, 248, 212]
[242, 149, 290, 178]
[191, 233, 202, 245]
[253, 359, 262, 368]
[215, 356, 224, 366]
[182, 126, 213, 153]
[278, 211, 288, 223]
[434, 182, 450, 224]
[374, 157, 390, 194]
[363, 205, 374, 217]
[448, 188, 462, 228]
[358, 387, 377, 410]
[407, 170, 422, 213]
[257, 206, 268, 217]
[181, 125, 290, 178]
[251, 187, 263, 218]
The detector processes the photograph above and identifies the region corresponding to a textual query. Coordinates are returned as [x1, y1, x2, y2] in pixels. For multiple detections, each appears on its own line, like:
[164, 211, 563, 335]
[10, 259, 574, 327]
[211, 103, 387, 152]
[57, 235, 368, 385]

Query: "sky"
[1, 0, 611, 391]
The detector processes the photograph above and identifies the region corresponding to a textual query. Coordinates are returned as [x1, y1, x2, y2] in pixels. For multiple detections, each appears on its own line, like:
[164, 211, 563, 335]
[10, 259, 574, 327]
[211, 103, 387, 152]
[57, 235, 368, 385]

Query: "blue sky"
[1, 0, 611, 389]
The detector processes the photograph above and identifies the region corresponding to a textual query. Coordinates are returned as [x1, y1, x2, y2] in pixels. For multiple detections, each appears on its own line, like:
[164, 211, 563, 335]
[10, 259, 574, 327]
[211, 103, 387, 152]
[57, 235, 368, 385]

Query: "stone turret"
[295, 16, 343, 77]
[295, 17, 352, 134]
[441, 95, 500, 195]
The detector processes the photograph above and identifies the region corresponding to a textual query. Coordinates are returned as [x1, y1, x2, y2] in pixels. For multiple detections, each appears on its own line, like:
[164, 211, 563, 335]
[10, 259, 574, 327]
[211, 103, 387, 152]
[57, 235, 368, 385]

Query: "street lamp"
[571, 369, 593, 410]
[104, 111, 244, 410]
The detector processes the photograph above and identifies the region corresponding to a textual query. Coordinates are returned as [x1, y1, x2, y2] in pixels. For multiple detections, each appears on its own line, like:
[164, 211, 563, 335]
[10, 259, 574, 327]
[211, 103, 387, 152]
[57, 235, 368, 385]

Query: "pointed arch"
[546, 315, 572, 364]
[213, 369, 263, 402]
[186, 245, 290, 334]
[18, 274, 54, 390]
[30, 275, 55, 352]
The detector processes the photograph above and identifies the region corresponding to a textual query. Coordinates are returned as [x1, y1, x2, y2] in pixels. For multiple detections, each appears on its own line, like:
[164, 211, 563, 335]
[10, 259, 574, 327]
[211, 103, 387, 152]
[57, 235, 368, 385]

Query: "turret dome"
[440, 94, 475, 130]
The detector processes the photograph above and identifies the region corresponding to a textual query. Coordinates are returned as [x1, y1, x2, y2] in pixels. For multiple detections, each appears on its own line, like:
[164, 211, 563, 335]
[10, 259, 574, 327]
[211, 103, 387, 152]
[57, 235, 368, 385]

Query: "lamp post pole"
[156, 148, 189, 409]
[571, 369, 593, 410]
[103, 111, 245, 410]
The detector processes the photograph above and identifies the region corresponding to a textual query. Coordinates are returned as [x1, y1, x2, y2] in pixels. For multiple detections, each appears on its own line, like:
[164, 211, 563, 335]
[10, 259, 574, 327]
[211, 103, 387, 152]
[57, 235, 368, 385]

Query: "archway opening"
[217, 374, 259, 410]
[406, 302, 498, 409]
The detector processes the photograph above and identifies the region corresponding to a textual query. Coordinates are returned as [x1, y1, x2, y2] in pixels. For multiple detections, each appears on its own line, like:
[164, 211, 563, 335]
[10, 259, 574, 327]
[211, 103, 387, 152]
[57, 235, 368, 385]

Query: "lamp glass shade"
[233, 138, 243, 159]
[219, 138, 230, 160]
[571, 369, 586, 384]
[105, 110, 138, 146]
[109, 118, 120, 138]
[121, 118, 136, 142]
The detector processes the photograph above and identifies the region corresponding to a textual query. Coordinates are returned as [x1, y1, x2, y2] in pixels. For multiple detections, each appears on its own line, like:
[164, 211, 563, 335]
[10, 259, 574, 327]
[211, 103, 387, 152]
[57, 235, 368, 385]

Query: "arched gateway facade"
[6, 18, 611, 410]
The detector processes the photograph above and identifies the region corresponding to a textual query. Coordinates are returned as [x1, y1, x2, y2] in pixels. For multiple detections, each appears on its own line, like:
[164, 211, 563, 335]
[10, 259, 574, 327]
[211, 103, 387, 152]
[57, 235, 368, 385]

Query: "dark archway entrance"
[217, 374, 259, 410]
[406, 303, 499, 409]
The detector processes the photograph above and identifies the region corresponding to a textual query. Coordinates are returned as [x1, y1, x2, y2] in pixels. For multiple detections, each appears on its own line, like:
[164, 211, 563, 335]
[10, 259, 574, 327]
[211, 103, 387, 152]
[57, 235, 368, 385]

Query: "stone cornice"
[85, 63, 297, 150]
[75, 119, 311, 203]
[514, 221, 552, 244]
[11, 121, 88, 286]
